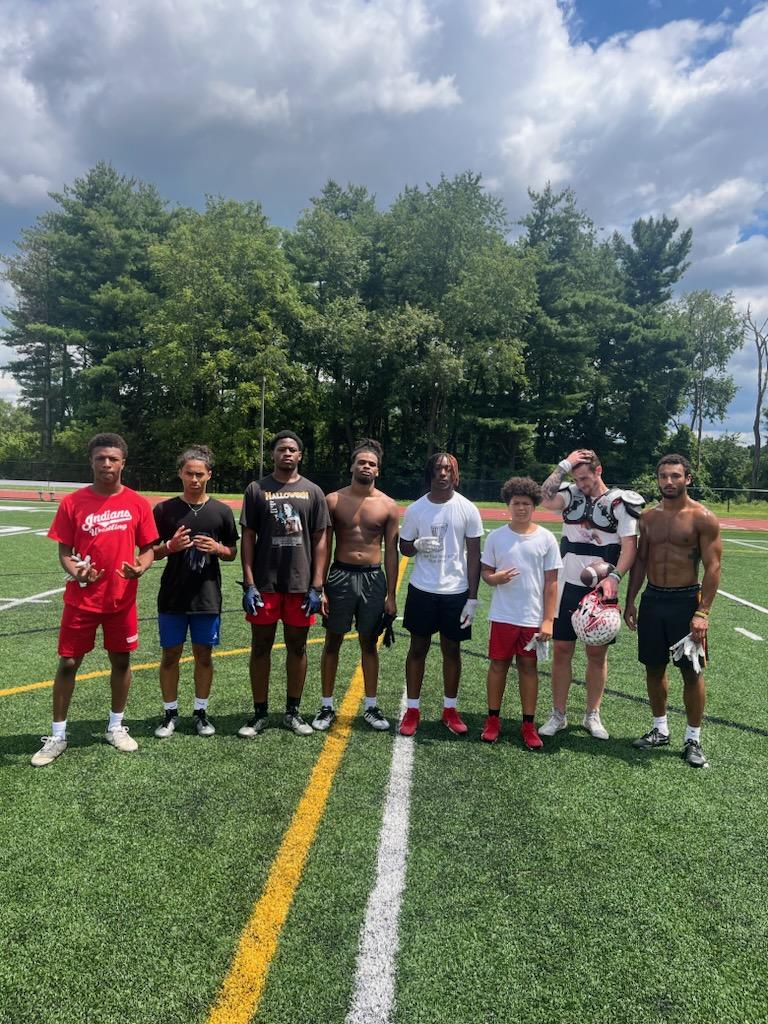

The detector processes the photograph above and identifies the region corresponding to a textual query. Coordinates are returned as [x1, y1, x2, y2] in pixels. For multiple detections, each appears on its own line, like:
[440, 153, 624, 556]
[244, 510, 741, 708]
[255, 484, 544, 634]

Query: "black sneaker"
[311, 706, 336, 731]
[193, 709, 215, 737]
[682, 739, 709, 768]
[632, 727, 671, 749]
[363, 706, 390, 731]
[154, 710, 179, 739]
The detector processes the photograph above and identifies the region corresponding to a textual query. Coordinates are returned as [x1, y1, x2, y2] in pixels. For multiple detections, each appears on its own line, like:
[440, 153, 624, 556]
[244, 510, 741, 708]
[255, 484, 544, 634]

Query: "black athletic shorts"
[554, 581, 618, 645]
[402, 584, 471, 642]
[323, 561, 387, 637]
[638, 583, 705, 669]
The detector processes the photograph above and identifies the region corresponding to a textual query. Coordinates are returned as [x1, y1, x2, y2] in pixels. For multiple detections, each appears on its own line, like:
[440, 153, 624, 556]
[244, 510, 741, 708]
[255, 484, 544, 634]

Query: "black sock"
[523, 714, 534, 723]
[488, 708, 500, 717]
[254, 702, 268, 718]
[286, 697, 300, 715]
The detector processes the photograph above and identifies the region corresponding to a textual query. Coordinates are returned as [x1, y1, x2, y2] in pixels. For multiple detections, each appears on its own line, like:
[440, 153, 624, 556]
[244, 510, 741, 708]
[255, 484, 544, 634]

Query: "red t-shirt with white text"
[49, 486, 158, 613]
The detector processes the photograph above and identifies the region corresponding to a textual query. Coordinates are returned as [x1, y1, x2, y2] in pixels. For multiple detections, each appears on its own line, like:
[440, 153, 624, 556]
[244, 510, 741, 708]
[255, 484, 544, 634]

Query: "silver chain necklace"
[182, 498, 207, 516]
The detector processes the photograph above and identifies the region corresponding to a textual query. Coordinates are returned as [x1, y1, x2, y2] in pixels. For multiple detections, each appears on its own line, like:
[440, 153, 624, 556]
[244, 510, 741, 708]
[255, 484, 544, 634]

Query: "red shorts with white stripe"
[58, 603, 139, 658]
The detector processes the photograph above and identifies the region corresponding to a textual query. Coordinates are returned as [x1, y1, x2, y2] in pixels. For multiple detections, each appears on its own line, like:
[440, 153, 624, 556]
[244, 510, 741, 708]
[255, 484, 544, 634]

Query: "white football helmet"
[571, 591, 622, 645]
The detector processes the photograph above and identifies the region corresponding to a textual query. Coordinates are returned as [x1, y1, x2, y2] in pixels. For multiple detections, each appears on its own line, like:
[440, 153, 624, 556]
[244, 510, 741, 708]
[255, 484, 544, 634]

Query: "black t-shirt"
[240, 474, 330, 593]
[154, 497, 239, 614]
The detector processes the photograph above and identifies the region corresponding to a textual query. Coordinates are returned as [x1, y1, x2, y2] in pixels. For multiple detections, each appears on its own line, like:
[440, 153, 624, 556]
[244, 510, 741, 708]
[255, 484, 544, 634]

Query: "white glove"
[524, 634, 551, 662]
[670, 633, 706, 674]
[413, 536, 441, 554]
[459, 599, 479, 628]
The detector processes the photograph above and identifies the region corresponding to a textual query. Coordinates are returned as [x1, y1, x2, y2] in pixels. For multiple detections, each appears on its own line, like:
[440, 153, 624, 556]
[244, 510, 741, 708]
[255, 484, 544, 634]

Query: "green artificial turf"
[0, 507, 766, 1024]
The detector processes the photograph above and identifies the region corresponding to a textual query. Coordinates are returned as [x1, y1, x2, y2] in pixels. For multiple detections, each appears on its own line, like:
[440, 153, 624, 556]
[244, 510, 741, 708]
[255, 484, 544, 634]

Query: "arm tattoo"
[541, 466, 567, 502]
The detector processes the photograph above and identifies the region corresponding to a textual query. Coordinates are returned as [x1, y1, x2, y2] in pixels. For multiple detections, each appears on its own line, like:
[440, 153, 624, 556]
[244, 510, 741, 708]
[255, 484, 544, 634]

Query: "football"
[579, 560, 615, 588]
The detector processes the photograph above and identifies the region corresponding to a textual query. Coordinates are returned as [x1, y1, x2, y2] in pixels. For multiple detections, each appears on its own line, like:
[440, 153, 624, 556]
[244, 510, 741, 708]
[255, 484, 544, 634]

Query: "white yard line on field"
[0, 587, 64, 612]
[345, 691, 415, 1024]
[717, 589, 768, 615]
[734, 627, 764, 641]
[0, 527, 32, 537]
[724, 538, 768, 551]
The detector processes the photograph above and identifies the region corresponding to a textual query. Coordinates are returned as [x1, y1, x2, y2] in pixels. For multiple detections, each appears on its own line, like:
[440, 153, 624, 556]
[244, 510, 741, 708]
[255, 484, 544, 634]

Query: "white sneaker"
[582, 710, 609, 740]
[538, 711, 567, 737]
[31, 735, 68, 766]
[282, 711, 313, 736]
[154, 710, 178, 739]
[104, 725, 139, 752]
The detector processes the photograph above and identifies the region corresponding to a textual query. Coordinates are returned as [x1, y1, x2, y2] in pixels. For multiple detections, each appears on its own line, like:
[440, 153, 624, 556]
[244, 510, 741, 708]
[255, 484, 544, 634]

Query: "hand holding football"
[580, 560, 615, 588]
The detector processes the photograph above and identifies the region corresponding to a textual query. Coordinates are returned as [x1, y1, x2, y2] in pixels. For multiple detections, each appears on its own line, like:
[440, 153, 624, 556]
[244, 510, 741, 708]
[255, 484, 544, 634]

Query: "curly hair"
[656, 453, 693, 478]
[88, 433, 127, 458]
[177, 445, 214, 471]
[351, 438, 383, 467]
[500, 476, 542, 506]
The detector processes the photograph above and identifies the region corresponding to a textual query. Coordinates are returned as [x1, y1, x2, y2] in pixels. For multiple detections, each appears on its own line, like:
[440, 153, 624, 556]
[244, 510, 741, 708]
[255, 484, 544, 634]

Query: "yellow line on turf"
[0, 634, 359, 699]
[206, 557, 409, 1024]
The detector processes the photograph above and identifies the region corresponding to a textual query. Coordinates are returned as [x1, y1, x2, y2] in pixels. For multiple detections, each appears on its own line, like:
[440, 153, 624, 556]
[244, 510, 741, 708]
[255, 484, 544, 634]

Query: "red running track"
[2, 488, 767, 531]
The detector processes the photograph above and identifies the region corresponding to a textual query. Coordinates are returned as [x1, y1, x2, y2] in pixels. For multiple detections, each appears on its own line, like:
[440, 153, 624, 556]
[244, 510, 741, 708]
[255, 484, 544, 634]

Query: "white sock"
[322, 696, 334, 709]
[364, 696, 376, 710]
[653, 715, 669, 736]
[407, 698, 420, 710]
[685, 725, 701, 743]
[107, 710, 124, 731]
[194, 697, 208, 712]
[51, 720, 67, 739]
[443, 696, 457, 709]
[163, 701, 179, 712]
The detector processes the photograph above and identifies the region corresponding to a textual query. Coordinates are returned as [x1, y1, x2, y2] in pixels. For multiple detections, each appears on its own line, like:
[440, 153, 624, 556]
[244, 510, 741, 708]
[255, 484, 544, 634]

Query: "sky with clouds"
[1, 0, 766, 438]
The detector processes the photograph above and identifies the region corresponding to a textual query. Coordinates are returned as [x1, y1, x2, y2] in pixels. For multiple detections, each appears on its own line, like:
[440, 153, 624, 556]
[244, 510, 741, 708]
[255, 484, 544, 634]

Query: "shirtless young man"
[624, 454, 722, 768]
[312, 440, 400, 732]
[539, 449, 643, 740]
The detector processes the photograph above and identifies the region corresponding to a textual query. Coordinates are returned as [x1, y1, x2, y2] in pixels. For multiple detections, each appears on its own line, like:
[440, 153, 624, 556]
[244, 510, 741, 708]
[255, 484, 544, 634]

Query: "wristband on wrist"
[608, 571, 621, 582]
[693, 609, 709, 617]
[558, 459, 573, 473]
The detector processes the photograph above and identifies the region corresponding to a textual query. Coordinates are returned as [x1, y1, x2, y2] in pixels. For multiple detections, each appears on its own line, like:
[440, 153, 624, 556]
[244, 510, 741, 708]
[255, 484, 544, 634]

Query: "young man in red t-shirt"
[31, 433, 158, 767]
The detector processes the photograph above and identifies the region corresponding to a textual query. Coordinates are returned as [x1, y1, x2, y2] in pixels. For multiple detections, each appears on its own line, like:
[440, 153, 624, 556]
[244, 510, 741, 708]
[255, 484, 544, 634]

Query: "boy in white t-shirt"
[399, 453, 483, 737]
[480, 477, 562, 748]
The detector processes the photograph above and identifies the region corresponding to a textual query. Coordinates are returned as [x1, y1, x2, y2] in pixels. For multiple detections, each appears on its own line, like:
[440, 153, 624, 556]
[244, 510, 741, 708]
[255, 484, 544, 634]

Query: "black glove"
[240, 582, 265, 615]
[301, 586, 323, 616]
[378, 611, 397, 648]
[186, 546, 209, 573]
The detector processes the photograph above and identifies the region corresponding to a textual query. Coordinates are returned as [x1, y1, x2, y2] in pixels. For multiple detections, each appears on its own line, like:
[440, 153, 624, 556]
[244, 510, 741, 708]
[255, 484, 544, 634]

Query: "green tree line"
[3, 162, 760, 494]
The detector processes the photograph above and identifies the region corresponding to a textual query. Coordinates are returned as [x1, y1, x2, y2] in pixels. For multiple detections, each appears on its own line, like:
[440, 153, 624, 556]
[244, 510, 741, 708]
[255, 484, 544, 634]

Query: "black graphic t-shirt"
[240, 474, 330, 593]
[154, 497, 239, 614]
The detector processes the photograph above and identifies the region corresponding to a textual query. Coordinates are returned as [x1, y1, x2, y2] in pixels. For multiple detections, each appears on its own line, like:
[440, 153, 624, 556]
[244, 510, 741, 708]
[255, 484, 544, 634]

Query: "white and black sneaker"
[193, 709, 215, 737]
[312, 706, 336, 731]
[283, 711, 313, 736]
[154, 710, 179, 739]
[633, 727, 670, 749]
[363, 706, 390, 731]
[683, 739, 709, 768]
[238, 714, 269, 738]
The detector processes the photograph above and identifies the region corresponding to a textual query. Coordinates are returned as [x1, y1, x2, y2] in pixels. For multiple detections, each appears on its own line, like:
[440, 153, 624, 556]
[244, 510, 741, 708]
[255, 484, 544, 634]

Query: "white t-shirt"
[401, 492, 484, 595]
[481, 524, 562, 627]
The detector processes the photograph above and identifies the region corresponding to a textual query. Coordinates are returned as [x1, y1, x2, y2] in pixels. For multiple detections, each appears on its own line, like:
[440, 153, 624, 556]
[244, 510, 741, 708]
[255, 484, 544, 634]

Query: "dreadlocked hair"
[424, 452, 460, 489]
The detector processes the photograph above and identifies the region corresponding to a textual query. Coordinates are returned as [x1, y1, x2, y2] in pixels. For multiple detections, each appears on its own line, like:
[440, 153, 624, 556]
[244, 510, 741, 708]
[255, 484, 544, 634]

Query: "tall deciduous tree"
[743, 306, 768, 490]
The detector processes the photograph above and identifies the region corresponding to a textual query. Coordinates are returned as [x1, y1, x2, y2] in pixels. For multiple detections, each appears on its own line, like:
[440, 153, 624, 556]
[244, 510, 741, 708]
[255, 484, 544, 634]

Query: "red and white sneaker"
[399, 708, 421, 736]
[481, 715, 501, 743]
[442, 707, 468, 735]
[521, 721, 543, 750]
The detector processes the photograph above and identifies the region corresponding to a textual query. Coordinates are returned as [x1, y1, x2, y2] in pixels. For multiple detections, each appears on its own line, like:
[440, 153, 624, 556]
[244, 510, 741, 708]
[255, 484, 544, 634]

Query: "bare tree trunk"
[744, 308, 768, 491]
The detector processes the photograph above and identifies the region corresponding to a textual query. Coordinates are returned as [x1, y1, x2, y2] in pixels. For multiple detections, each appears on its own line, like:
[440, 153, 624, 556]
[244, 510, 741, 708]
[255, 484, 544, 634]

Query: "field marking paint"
[724, 538, 768, 551]
[0, 587, 64, 613]
[206, 557, 409, 1024]
[0, 506, 40, 512]
[717, 589, 768, 615]
[0, 634, 359, 699]
[735, 627, 764, 641]
[345, 689, 414, 1024]
[0, 526, 32, 537]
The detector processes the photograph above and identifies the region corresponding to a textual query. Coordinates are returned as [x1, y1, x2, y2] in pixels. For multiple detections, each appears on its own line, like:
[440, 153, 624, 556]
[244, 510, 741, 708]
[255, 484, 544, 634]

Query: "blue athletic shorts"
[158, 612, 221, 648]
